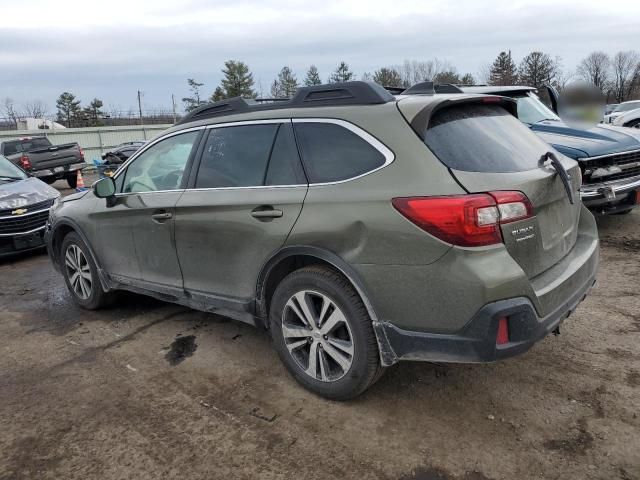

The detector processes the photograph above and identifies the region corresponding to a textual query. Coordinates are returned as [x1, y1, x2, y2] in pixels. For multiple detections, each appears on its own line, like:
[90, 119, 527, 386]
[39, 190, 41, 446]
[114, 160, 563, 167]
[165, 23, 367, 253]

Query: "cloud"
[2, 0, 639, 111]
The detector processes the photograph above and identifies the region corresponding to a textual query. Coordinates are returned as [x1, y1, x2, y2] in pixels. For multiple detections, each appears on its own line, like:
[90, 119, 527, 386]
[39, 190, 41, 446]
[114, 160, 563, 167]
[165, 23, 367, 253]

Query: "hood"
[0, 176, 60, 210]
[530, 119, 640, 159]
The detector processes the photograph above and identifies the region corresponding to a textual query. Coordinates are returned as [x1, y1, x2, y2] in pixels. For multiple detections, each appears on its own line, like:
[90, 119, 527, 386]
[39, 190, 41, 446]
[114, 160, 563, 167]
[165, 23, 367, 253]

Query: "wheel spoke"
[318, 296, 331, 327]
[69, 271, 80, 287]
[322, 342, 351, 372]
[286, 338, 308, 353]
[65, 249, 78, 270]
[305, 341, 319, 379]
[318, 348, 330, 381]
[282, 323, 310, 340]
[294, 292, 317, 328]
[319, 308, 346, 335]
[326, 336, 354, 356]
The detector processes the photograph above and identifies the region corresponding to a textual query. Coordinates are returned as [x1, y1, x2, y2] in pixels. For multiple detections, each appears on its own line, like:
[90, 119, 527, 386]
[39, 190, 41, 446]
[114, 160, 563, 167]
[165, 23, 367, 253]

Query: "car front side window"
[121, 131, 199, 193]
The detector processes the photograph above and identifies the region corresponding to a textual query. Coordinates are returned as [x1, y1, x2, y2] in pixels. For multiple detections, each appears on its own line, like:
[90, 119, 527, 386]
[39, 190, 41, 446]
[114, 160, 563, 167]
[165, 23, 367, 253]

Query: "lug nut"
[323, 335, 328, 340]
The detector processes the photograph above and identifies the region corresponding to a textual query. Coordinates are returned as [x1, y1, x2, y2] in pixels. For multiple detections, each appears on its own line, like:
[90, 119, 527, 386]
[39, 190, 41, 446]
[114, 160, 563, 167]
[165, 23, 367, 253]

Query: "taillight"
[19, 154, 32, 170]
[392, 191, 533, 247]
[79, 148, 85, 161]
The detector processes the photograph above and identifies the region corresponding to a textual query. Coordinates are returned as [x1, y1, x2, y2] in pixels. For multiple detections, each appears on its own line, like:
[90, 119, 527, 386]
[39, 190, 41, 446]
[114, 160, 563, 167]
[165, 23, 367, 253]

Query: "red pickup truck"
[0, 136, 86, 188]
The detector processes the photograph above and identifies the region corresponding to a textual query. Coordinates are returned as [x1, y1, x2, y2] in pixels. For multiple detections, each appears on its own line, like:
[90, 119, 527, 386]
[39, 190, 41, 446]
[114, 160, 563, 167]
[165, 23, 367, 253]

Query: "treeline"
[184, 49, 640, 112]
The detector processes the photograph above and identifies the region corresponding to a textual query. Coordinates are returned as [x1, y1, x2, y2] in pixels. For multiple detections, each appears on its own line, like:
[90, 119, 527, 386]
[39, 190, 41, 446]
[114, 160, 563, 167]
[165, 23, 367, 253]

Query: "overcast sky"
[2, 0, 639, 115]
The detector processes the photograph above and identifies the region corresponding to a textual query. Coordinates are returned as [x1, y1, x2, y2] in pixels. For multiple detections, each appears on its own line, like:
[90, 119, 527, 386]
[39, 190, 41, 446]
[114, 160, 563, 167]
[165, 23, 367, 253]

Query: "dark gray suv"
[46, 82, 599, 399]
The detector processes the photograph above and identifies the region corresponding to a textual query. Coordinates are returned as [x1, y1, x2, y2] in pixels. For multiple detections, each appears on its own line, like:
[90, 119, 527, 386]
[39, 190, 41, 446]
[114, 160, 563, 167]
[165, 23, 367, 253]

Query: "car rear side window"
[294, 122, 386, 183]
[423, 104, 551, 173]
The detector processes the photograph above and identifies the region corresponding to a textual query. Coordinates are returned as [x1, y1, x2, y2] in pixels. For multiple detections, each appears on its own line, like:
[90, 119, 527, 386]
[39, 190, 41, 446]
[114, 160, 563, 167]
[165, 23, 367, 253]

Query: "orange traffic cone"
[76, 170, 86, 192]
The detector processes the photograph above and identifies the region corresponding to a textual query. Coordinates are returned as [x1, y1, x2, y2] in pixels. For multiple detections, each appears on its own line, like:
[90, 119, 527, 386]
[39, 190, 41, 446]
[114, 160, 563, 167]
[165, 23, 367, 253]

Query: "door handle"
[151, 211, 173, 222]
[251, 208, 283, 219]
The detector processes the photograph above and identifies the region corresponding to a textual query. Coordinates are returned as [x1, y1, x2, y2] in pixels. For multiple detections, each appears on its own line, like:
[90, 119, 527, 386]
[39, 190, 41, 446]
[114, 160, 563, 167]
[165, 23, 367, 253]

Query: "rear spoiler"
[406, 95, 519, 140]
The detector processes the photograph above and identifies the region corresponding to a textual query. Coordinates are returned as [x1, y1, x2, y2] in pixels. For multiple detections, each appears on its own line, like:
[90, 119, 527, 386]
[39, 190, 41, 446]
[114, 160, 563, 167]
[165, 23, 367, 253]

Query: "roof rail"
[177, 81, 394, 125]
[433, 84, 464, 94]
[402, 81, 435, 95]
[382, 85, 406, 95]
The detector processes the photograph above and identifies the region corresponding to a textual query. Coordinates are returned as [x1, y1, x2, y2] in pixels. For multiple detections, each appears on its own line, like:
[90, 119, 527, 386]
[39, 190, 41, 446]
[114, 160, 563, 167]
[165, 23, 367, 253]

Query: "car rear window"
[2, 137, 50, 156]
[423, 104, 550, 173]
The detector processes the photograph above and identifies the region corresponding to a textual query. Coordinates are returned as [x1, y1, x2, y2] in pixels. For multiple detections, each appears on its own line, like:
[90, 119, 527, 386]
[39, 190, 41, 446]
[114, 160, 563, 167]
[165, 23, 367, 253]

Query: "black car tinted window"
[424, 104, 550, 173]
[265, 124, 306, 186]
[195, 124, 279, 188]
[294, 122, 386, 183]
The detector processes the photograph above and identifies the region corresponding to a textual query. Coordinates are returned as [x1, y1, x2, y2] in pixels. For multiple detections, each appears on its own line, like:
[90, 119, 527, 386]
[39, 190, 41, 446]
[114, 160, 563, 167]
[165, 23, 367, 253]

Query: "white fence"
[0, 125, 172, 163]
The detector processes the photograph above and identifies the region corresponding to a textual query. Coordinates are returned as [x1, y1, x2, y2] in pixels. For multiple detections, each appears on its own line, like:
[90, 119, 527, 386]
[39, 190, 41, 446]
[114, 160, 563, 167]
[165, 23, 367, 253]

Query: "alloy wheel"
[64, 244, 92, 300]
[281, 290, 354, 382]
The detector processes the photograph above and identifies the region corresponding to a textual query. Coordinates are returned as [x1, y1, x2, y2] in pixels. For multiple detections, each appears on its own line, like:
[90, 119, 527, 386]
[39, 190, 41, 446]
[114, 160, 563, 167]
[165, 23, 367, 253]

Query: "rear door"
[419, 101, 582, 278]
[174, 120, 307, 309]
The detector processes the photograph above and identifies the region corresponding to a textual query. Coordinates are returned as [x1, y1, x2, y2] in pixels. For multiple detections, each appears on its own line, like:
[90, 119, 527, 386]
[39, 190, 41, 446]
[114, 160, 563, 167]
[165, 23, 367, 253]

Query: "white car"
[604, 100, 640, 128]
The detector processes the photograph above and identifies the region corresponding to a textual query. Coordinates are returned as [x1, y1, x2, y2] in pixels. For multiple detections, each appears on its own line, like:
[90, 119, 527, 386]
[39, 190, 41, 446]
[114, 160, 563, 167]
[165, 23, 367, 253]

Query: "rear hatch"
[27, 143, 81, 169]
[401, 97, 582, 279]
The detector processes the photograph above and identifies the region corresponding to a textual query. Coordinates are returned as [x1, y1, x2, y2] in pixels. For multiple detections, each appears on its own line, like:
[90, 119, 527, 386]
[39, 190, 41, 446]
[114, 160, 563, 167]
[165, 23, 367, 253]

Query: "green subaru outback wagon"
[46, 81, 599, 399]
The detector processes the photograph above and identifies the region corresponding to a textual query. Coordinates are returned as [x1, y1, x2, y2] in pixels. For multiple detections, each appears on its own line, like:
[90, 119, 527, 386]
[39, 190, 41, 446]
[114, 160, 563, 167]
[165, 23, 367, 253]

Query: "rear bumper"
[377, 270, 597, 364]
[32, 162, 86, 178]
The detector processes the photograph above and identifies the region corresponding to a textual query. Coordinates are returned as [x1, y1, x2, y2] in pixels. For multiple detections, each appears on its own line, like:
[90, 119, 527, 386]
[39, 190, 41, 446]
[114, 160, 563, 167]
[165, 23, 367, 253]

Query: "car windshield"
[613, 102, 640, 112]
[0, 155, 28, 180]
[516, 93, 560, 124]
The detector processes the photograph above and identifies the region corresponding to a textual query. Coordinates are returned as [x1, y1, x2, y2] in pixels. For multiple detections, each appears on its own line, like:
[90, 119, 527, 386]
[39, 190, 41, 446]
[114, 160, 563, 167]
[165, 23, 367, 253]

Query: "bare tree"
[2, 98, 22, 127]
[22, 100, 48, 118]
[395, 58, 455, 87]
[577, 51, 610, 92]
[611, 50, 640, 102]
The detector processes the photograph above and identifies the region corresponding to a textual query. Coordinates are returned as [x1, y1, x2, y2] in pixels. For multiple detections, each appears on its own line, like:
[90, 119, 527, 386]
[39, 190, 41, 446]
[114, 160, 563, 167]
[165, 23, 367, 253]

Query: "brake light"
[392, 191, 533, 247]
[19, 154, 32, 170]
[79, 147, 85, 161]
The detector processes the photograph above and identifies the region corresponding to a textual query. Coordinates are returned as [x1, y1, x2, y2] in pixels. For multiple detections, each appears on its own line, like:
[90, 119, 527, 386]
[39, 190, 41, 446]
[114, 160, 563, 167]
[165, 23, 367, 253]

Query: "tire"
[269, 266, 384, 400]
[60, 232, 114, 310]
[66, 174, 77, 189]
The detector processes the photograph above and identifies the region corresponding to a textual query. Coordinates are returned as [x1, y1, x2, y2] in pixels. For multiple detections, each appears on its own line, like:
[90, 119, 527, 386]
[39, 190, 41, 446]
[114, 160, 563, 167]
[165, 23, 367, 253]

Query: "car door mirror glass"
[93, 177, 116, 198]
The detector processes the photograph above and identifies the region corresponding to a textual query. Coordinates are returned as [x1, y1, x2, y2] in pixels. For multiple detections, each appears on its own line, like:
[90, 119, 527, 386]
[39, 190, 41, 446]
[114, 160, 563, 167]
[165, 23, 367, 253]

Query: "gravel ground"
[0, 179, 638, 480]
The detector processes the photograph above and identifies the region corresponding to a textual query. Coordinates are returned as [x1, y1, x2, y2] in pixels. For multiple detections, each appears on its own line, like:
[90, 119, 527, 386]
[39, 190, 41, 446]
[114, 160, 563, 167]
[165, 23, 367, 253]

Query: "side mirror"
[93, 176, 116, 198]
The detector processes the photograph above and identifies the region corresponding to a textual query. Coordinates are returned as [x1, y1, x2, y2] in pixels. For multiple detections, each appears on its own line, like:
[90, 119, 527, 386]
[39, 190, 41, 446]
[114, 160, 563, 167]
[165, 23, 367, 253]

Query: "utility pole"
[171, 94, 177, 123]
[137, 90, 143, 126]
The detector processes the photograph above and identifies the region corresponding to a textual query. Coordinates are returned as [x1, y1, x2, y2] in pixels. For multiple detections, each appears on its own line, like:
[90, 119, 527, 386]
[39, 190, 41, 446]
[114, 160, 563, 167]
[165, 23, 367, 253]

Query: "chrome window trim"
[0, 224, 46, 237]
[292, 118, 395, 186]
[113, 117, 395, 194]
[0, 207, 50, 220]
[112, 125, 207, 181]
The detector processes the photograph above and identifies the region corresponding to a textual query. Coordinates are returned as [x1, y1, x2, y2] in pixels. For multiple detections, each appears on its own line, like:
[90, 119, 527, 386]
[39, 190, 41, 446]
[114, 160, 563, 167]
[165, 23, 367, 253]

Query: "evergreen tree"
[518, 51, 557, 89]
[83, 98, 104, 126]
[372, 67, 403, 87]
[433, 70, 461, 84]
[182, 78, 205, 112]
[488, 51, 518, 86]
[330, 61, 355, 83]
[271, 66, 298, 97]
[216, 60, 256, 99]
[460, 73, 476, 85]
[211, 86, 225, 102]
[304, 65, 322, 86]
[56, 92, 82, 127]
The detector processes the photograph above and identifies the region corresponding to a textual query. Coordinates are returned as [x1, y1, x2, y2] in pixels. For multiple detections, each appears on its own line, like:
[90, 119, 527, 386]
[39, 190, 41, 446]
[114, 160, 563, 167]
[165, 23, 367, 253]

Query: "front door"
[91, 129, 203, 292]
[174, 121, 307, 313]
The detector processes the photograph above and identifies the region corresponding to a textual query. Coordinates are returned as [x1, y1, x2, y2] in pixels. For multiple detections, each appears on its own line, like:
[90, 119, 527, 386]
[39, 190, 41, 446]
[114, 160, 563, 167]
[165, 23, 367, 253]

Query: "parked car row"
[45, 81, 602, 399]
[603, 100, 640, 128]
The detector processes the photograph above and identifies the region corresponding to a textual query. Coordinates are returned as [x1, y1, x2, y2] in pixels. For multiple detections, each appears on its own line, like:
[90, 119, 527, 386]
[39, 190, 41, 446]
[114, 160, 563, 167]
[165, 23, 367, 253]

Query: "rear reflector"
[496, 317, 509, 345]
[392, 191, 534, 247]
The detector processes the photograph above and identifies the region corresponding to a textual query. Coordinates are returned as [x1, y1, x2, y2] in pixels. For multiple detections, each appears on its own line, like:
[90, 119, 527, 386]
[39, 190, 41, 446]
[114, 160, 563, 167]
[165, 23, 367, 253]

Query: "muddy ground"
[0, 178, 639, 480]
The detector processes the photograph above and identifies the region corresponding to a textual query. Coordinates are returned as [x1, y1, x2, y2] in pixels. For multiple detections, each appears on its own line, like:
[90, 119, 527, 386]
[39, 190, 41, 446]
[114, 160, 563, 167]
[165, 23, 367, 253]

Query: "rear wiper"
[539, 152, 574, 204]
